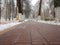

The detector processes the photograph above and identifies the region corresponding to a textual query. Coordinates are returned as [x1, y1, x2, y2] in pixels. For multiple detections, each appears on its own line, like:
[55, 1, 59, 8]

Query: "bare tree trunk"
[14, 0, 17, 18]
[38, 0, 42, 15]
[17, 0, 22, 13]
[0, 0, 1, 20]
[5, 0, 7, 21]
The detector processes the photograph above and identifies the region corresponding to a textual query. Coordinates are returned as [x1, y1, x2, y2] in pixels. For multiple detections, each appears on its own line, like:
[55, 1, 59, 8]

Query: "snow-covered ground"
[0, 19, 60, 31]
[0, 19, 28, 31]
[32, 19, 60, 25]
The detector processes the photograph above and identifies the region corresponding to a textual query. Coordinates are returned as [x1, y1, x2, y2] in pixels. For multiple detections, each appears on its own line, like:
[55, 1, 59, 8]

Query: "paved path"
[0, 20, 60, 45]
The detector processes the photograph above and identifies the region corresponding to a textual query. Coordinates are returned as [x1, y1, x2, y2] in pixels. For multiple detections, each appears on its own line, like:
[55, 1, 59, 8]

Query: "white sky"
[30, 0, 39, 6]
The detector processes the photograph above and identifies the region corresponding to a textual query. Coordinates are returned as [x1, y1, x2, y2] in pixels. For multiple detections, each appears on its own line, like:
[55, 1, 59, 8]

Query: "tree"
[0, 0, 1, 19]
[54, 0, 60, 7]
[41, 0, 55, 20]
[38, 0, 42, 15]
[17, 0, 22, 13]
[23, 0, 31, 18]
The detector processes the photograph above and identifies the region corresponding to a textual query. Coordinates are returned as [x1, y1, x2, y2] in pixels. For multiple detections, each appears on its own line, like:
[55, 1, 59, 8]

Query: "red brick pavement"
[0, 20, 60, 45]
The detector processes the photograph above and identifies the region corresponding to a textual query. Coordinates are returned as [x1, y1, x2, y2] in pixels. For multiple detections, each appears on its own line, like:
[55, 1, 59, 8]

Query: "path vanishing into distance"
[0, 20, 60, 45]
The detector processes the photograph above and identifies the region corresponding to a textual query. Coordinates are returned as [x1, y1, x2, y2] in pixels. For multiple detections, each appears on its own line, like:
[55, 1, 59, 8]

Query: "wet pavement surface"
[0, 20, 60, 45]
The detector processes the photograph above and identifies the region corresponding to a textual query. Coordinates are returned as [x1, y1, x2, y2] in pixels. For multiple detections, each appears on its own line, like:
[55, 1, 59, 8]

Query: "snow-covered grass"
[31, 19, 60, 25]
[0, 22, 21, 31]
[25, 19, 60, 25]
[0, 19, 29, 31]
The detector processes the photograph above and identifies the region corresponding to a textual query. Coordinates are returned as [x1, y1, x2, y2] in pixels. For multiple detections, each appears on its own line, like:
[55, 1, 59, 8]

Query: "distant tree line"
[0, 0, 17, 21]
[0, 0, 60, 20]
